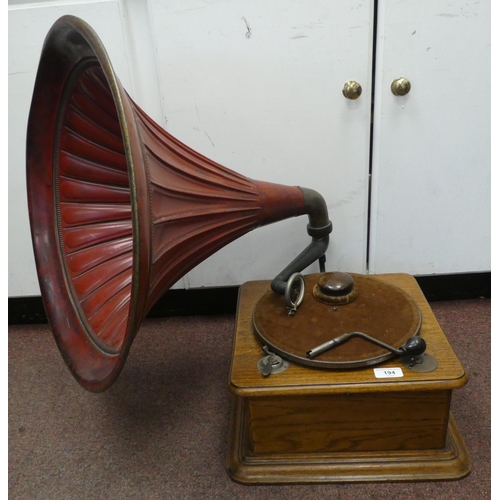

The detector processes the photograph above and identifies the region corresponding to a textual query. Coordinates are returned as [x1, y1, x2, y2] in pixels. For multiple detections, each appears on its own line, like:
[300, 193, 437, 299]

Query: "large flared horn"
[26, 15, 332, 392]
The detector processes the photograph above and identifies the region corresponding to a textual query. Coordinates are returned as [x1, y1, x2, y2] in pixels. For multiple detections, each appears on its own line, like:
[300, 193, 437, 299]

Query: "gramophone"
[26, 16, 470, 484]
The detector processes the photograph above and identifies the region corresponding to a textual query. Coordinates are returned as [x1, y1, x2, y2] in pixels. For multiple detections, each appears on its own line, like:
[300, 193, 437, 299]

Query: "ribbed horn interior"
[54, 59, 133, 354]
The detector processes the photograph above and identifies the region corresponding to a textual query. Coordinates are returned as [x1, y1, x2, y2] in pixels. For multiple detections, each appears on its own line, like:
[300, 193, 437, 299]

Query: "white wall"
[369, 0, 490, 275]
[9, 0, 373, 297]
[8, 0, 489, 298]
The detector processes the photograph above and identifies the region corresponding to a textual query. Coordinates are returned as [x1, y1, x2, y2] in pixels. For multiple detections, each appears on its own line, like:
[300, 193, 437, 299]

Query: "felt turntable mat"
[253, 273, 422, 368]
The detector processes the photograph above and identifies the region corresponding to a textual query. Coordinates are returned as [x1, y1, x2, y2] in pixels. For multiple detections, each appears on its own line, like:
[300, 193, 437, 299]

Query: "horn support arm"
[257, 184, 333, 295]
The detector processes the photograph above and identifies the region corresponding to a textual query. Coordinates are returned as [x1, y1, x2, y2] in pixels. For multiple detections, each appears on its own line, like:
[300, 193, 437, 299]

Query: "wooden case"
[226, 273, 471, 483]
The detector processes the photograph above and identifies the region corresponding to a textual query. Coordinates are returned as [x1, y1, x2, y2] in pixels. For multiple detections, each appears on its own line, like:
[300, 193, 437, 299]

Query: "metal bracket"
[401, 352, 439, 373]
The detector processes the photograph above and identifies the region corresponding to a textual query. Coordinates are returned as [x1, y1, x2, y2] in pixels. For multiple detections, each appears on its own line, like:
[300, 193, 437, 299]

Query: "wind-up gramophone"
[26, 16, 470, 484]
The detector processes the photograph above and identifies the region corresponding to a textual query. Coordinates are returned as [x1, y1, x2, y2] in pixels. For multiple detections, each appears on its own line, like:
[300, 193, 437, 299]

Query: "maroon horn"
[26, 15, 331, 392]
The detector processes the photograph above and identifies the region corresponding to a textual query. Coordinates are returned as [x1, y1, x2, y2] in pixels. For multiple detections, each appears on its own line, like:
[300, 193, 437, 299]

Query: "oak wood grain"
[227, 396, 471, 484]
[247, 390, 450, 454]
[226, 273, 471, 483]
[229, 273, 467, 397]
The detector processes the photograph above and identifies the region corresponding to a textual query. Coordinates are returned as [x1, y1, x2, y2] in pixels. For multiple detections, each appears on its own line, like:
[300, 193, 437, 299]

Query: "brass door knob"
[391, 78, 411, 96]
[342, 81, 362, 100]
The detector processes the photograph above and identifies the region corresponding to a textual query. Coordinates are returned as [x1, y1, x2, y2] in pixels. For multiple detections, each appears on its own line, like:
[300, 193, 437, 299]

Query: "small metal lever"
[258, 346, 289, 377]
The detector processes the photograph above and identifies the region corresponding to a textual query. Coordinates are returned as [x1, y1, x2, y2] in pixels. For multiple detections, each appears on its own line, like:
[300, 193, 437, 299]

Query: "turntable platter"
[253, 273, 422, 368]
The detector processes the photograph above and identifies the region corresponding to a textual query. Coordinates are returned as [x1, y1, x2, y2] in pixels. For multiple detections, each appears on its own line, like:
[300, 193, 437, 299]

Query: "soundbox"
[26, 16, 470, 483]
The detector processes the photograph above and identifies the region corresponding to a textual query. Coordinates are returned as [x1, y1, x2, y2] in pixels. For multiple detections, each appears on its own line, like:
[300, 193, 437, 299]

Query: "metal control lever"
[306, 332, 426, 359]
[258, 346, 289, 377]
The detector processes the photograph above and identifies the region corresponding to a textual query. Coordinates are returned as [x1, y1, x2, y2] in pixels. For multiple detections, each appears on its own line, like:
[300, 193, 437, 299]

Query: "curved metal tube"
[271, 236, 329, 294]
[271, 187, 332, 294]
[300, 187, 332, 232]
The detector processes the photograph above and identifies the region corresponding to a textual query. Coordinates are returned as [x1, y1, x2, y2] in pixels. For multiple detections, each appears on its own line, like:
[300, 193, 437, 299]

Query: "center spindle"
[313, 272, 358, 305]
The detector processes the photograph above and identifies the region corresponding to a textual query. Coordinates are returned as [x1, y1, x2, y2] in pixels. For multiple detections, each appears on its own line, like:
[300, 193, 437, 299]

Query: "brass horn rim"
[26, 15, 148, 392]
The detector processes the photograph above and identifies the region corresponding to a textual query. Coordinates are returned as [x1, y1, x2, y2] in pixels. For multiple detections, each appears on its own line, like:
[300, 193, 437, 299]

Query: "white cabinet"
[369, 0, 490, 274]
[8, 0, 489, 298]
[148, 0, 374, 287]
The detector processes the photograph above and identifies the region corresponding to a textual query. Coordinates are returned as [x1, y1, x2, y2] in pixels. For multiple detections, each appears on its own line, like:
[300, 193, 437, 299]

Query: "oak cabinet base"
[226, 274, 471, 484]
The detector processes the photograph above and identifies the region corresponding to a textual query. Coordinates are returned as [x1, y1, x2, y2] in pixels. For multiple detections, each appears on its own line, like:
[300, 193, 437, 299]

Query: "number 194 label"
[374, 367, 404, 378]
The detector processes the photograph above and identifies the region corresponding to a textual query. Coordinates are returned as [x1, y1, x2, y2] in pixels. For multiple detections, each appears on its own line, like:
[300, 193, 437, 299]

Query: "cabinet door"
[369, 0, 490, 274]
[148, 0, 374, 287]
[9, 0, 374, 296]
[8, 1, 134, 297]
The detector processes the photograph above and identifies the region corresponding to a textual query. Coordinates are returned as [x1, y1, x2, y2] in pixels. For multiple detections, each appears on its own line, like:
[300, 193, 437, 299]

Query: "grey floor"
[9, 298, 490, 499]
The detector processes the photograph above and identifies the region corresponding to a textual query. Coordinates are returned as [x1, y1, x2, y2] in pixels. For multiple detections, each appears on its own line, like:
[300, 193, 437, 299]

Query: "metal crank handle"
[306, 333, 352, 358]
[306, 332, 426, 359]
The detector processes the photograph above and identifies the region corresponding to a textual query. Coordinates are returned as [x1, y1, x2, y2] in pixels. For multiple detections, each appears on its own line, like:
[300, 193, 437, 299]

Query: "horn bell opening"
[26, 16, 148, 392]
[26, 16, 327, 392]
